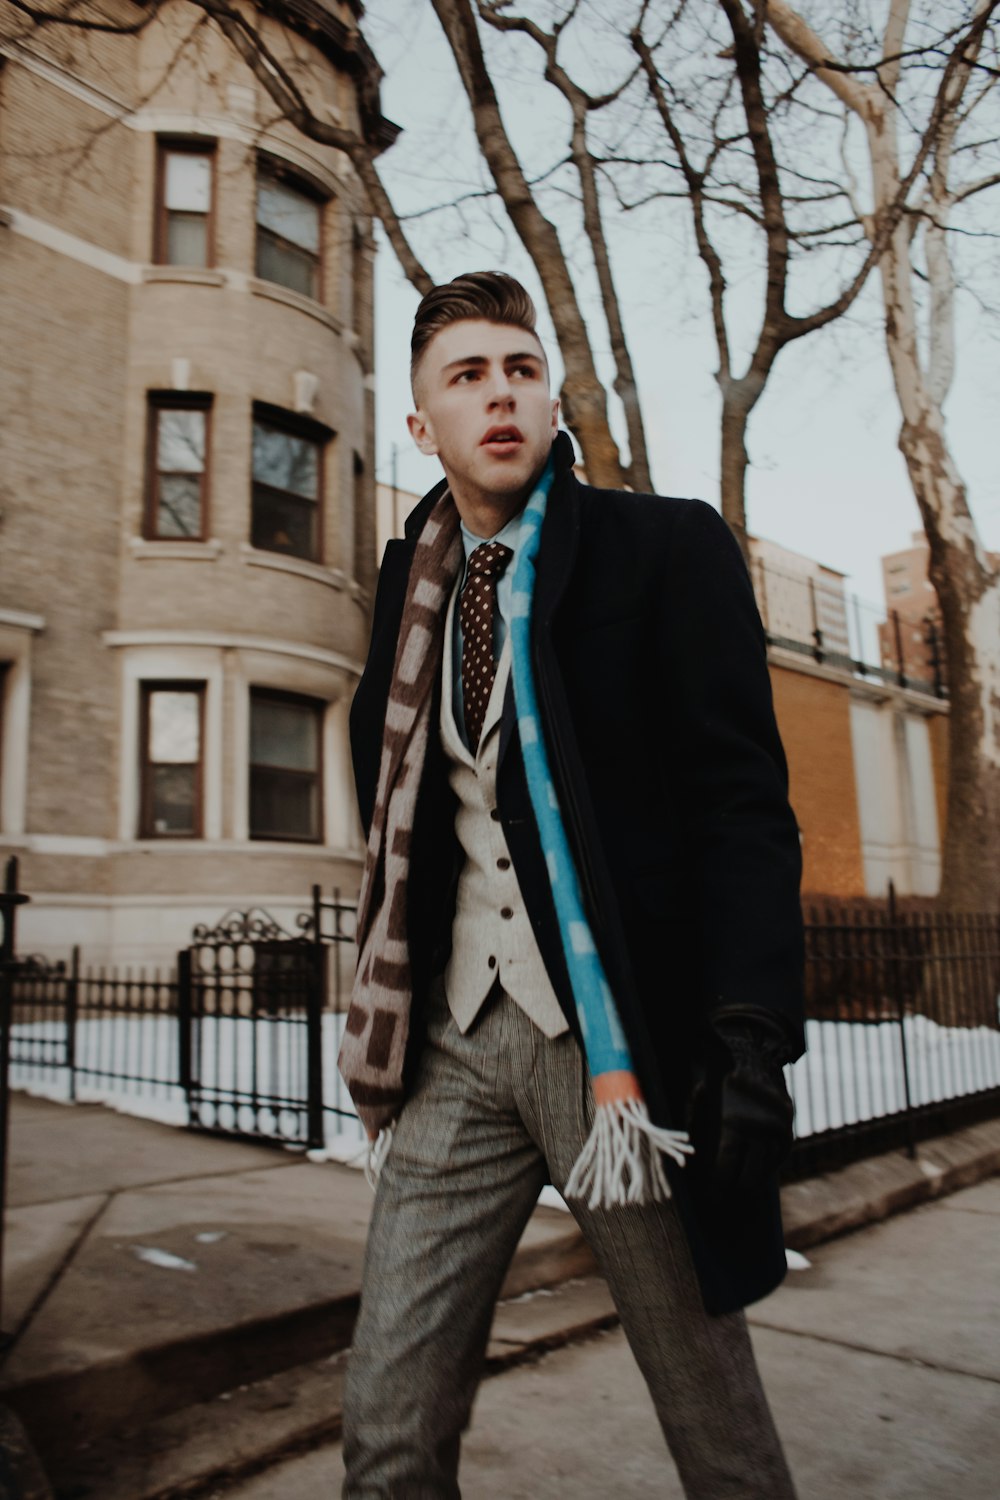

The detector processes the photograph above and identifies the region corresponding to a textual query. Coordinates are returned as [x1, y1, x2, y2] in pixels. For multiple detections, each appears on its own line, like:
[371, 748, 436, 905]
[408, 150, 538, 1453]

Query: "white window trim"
[232, 649, 361, 849]
[239, 542, 349, 590]
[105, 635, 362, 850]
[130, 538, 223, 562]
[0, 610, 44, 837]
[118, 646, 224, 842]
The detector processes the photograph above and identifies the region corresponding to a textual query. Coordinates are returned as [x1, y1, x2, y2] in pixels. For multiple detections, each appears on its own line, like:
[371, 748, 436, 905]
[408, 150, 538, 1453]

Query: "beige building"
[748, 536, 851, 663]
[875, 530, 1000, 691]
[0, 2, 396, 962]
[877, 531, 946, 688]
[375, 479, 421, 558]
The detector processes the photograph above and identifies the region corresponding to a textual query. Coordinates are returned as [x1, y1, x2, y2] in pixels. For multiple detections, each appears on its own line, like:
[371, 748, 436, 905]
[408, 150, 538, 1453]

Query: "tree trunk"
[718, 380, 760, 563]
[897, 414, 1000, 910]
[873, 204, 1000, 910]
[430, 0, 628, 490]
[719, 398, 750, 559]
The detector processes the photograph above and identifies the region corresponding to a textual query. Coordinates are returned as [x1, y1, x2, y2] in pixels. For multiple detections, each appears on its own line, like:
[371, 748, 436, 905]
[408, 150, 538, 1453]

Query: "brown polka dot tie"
[460, 540, 514, 753]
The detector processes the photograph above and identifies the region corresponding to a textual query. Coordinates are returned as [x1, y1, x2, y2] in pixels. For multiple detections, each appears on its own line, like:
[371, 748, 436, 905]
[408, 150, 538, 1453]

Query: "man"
[340, 272, 804, 1498]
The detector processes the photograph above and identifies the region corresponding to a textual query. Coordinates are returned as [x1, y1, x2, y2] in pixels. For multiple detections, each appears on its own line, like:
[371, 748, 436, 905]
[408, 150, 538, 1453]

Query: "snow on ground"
[12, 1007, 1000, 1153]
[788, 1012, 1000, 1137]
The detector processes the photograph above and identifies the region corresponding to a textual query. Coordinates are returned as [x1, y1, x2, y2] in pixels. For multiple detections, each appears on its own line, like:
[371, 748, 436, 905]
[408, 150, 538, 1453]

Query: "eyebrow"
[440, 350, 545, 374]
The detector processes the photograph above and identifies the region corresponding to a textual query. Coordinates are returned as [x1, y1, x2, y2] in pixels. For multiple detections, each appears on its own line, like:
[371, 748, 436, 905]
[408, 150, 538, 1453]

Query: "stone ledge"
[781, 1115, 1000, 1250]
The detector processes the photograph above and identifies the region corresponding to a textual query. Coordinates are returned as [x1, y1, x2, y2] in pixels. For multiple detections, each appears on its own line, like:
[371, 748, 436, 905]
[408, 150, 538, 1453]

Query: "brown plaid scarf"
[338, 491, 463, 1139]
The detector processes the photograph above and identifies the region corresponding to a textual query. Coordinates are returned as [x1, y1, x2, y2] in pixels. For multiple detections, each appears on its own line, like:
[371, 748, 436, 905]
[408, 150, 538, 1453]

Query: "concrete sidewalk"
[227, 1176, 1000, 1500]
[1, 1092, 998, 1499]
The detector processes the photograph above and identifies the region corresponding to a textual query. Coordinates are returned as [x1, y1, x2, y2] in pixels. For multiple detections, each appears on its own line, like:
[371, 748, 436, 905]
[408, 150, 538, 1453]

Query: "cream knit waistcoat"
[440, 578, 568, 1037]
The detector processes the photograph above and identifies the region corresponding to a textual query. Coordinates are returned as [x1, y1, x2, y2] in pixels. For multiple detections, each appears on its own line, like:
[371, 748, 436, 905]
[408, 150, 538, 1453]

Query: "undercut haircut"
[410, 271, 540, 395]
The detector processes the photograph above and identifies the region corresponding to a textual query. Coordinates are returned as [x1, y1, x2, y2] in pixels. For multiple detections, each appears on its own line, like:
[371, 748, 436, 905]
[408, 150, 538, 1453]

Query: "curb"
[780, 1116, 1000, 1250]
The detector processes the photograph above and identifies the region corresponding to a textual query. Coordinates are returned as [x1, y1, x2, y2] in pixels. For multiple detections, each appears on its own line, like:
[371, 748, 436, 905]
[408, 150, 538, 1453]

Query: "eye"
[512, 363, 539, 379]
[453, 368, 480, 384]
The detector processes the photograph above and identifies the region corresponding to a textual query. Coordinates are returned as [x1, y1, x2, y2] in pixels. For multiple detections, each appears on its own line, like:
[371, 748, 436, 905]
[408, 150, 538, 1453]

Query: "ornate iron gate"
[181, 908, 325, 1149]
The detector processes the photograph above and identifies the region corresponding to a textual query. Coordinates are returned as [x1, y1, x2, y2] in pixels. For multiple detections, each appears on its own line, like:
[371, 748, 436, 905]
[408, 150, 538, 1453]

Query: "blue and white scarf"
[509, 456, 692, 1206]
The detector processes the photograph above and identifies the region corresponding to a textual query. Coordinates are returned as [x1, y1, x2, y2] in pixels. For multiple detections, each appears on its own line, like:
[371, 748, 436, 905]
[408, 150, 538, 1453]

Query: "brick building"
[750, 537, 947, 900]
[0, 2, 395, 961]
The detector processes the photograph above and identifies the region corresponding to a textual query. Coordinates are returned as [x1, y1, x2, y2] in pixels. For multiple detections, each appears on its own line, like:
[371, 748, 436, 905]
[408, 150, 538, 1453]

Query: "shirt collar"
[459, 509, 523, 562]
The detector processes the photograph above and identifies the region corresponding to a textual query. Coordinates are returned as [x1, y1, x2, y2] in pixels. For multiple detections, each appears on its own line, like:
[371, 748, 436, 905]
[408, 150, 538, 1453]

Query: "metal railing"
[1, 857, 31, 1335]
[785, 888, 1000, 1178]
[4, 869, 998, 1183]
[7, 885, 362, 1154]
[751, 557, 946, 698]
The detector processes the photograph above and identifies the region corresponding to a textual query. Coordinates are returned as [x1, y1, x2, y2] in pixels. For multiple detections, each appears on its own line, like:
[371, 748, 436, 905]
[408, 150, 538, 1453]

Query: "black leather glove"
[687, 1009, 795, 1206]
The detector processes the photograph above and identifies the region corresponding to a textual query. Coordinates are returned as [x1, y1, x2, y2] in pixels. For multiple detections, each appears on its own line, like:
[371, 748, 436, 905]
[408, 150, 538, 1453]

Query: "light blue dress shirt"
[452, 511, 522, 747]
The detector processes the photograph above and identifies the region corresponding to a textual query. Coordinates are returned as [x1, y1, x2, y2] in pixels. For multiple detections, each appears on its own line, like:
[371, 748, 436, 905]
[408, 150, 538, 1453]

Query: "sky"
[364, 2, 999, 610]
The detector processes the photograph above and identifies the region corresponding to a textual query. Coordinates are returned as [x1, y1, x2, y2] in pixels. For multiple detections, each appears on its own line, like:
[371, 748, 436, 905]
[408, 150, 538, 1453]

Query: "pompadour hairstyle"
[410, 271, 539, 392]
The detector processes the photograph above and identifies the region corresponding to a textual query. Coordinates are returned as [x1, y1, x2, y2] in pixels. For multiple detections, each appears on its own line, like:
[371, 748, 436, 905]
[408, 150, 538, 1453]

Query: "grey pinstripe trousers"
[342, 978, 796, 1499]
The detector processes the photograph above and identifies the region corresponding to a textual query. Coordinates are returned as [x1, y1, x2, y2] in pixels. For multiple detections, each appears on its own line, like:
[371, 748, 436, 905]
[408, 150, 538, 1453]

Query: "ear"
[550, 398, 560, 433]
[407, 409, 438, 456]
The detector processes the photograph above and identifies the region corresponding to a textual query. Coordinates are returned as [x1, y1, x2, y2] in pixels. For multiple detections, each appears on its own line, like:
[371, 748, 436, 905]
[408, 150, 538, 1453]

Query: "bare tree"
[425, 0, 927, 551]
[460, 0, 652, 489]
[765, 0, 1000, 908]
[625, 0, 910, 551]
[426, 0, 638, 486]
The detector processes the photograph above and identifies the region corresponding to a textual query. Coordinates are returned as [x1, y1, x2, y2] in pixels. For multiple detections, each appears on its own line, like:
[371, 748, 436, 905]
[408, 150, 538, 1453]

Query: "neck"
[447, 453, 552, 539]
[452, 489, 527, 540]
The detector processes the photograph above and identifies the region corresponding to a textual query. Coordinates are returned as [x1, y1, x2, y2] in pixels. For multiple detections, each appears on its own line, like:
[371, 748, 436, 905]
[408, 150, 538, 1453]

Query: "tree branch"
[429, 0, 628, 486]
[188, 0, 434, 293]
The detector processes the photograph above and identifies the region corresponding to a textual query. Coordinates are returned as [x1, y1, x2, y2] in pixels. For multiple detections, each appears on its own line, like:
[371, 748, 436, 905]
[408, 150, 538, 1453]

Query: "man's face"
[407, 320, 559, 522]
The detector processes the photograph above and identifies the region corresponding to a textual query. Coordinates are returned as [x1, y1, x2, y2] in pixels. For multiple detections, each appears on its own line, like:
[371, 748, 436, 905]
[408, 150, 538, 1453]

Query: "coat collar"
[531, 430, 580, 628]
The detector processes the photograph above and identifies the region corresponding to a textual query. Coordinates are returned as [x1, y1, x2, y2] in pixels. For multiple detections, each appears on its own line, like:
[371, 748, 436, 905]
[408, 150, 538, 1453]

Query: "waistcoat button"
[500, 907, 513, 920]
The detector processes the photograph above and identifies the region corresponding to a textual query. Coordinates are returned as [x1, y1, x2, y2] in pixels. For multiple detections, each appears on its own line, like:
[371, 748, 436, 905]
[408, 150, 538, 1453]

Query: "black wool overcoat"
[350, 431, 806, 1315]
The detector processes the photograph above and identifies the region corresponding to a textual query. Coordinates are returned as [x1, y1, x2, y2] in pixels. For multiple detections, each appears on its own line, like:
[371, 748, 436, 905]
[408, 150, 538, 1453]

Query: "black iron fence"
[0, 858, 31, 1333]
[4, 879, 362, 1157]
[785, 889, 1000, 1179]
[2, 861, 999, 1189]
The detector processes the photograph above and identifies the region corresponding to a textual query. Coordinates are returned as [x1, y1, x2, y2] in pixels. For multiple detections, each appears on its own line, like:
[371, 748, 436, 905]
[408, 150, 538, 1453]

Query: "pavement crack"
[1, 1192, 113, 1361]
[21, 1160, 302, 1209]
[748, 1320, 1000, 1386]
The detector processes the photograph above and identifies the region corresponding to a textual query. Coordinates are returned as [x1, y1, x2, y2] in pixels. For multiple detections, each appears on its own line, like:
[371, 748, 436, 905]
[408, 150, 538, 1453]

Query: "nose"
[486, 368, 514, 407]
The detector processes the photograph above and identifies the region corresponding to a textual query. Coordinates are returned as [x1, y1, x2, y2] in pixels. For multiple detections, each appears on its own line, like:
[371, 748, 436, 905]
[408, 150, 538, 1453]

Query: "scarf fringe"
[364, 1125, 394, 1192]
[564, 1099, 694, 1210]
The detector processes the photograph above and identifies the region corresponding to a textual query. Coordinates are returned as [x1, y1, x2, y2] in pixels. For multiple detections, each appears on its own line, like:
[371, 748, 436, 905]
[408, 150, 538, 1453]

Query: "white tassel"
[364, 1125, 394, 1191]
[564, 1099, 694, 1210]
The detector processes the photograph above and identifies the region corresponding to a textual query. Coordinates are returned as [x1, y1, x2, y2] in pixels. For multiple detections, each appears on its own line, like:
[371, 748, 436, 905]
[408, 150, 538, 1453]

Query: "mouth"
[480, 425, 524, 455]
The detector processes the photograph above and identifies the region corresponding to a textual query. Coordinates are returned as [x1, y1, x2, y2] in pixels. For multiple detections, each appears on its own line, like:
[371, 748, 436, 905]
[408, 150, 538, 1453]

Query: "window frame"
[153, 137, 217, 269]
[250, 402, 331, 564]
[248, 687, 325, 845]
[255, 155, 326, 303]
[138, 680, 207, 840]
[144, 392, 213, 543]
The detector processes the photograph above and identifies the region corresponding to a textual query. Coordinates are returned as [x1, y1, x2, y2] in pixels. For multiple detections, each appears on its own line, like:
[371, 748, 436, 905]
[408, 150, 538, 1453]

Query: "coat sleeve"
[349, 539, 414, 839]
[656, 500, 805, 1058]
